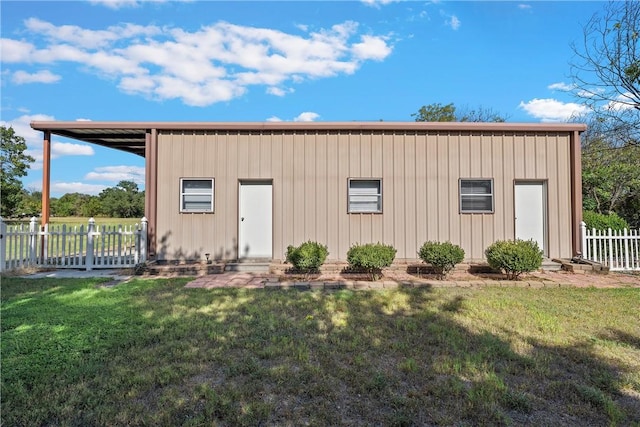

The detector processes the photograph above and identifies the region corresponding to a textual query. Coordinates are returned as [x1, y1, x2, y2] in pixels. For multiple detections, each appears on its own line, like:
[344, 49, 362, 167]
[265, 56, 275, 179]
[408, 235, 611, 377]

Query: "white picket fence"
[0, 217, 147, 272]
[581, 221, 640, 271]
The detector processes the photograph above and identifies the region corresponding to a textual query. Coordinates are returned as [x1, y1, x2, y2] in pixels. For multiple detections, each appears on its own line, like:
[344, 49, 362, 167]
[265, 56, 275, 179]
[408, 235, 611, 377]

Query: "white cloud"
[547, 82, 574, 91]
[294, 112, 320, 122]
[89, 0, 187, 9]
[52, 142, 94, 158]
[446, 15, 461, 30]
[23, 18, 162, 50]
[51, 182, 108, 195]
[605, 92, 635, 111]
[352, 35, 392, 61]
[518, 98, 589, 122]
[18, 181, 109, 196]
[12, 70, 61, 84]
[0, 114, 95, 170]
[361, 0, 399, 8]
[0, 39, 36, 62]
[89, 0, 141, 8]
[266, 87, 294, 97]
[518, 4, 532, 10]
[84, 165, 145, 185]
[266, 112, 320, 122]
[3, 19, 393, 107]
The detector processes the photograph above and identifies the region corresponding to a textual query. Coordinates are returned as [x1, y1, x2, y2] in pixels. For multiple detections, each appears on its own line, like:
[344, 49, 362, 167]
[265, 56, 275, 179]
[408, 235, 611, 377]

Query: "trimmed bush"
[285, 241, 329, 275]
[347, 243, 397, 281]
[583, 211, 629, 231]
[485, 239, 543, 280]
[418, 241, 465, 279]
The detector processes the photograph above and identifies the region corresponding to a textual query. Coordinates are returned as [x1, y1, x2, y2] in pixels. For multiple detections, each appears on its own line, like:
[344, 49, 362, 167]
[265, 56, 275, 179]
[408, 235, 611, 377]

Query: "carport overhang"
[30, 121, 156, 254]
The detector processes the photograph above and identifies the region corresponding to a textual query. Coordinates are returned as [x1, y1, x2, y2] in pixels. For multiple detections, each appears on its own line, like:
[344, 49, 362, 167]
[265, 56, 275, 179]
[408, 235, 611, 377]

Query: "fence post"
[0, 217, 6, 273]
[607, 227, 613, 269]
[580, 221, 587, 260]
[86, 217, 95, 271]
[29, 216, 38, 266]
[623, 228, 630, 270]
[140, 217, 148, 263]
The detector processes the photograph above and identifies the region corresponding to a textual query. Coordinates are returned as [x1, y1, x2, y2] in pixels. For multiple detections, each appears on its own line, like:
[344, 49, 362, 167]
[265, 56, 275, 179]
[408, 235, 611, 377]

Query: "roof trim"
[29, 121, 587, 158]
[31, 120, 587, 132]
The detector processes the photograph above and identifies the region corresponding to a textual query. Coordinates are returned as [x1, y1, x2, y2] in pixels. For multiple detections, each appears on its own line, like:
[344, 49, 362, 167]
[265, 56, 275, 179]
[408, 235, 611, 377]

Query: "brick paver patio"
[184, 269, 640, 290]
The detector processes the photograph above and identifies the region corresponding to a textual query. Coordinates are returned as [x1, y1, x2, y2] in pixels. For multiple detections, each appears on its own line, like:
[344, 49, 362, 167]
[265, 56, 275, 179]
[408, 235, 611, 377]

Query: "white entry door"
[239, 181, 273, 259]
[514, 182, 546, 254]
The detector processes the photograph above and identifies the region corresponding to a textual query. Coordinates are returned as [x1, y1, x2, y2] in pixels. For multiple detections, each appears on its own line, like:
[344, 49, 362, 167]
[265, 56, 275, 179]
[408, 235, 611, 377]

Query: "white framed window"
[460, 179, 494, 213]
[180, 178, 214, 213]
[348, 179, 382, 213]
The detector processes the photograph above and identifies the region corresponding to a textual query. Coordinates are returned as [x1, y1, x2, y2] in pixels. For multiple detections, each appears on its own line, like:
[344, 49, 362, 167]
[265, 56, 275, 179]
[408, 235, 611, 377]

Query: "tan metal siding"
[154, 129, 575, 262]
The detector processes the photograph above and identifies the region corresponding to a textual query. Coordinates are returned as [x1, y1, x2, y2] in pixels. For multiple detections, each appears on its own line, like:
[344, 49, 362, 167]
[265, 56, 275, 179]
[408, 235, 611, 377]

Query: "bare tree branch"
[570, 0, 640, 147]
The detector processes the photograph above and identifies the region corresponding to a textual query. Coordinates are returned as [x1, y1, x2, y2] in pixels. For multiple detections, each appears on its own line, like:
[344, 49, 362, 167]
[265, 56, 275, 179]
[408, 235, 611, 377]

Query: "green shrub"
[346, 243, 397, 281]
[485, 239, 542, 280]
[583, 211, 629, 231]
[285, 241, 329, 274]
[418, 241, 465, 279]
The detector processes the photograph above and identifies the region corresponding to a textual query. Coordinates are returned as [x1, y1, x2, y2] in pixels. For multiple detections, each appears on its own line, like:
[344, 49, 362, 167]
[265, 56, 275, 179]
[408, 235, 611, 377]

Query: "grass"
[2, 278, 639, 426]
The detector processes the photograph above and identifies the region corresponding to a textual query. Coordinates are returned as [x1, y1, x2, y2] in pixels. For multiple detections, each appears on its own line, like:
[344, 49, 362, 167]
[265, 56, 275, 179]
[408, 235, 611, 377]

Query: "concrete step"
[224, 262, 271, 273]
[541, 259, 563, 271]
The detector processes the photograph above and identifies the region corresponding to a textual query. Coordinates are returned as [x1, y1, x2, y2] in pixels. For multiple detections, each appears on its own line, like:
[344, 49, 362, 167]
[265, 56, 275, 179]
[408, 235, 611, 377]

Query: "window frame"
[459, 178, 494, 214]
[180, 178, 214, 213]
[348, 178, 383, 214]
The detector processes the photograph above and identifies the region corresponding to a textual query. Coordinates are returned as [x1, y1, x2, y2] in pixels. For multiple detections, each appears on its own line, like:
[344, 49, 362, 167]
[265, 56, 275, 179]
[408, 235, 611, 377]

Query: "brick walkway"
[184, 270, 640, 290]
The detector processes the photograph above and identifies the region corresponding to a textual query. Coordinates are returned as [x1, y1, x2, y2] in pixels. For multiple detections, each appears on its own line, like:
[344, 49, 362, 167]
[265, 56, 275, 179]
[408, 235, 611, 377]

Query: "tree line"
[12, 180, 145, 219]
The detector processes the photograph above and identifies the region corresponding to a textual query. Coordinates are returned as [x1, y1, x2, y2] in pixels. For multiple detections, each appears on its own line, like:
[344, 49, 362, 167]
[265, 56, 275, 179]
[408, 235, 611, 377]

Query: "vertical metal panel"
[524, 133, 537, 178]
[154, 128, 576, 262]
[281, 132, 294, 258]
[393, 133, 406, 256]
[426, 133, 439, 240]
[492, 134, 506, 242]
[315, 132, 328, 248]
[403, 133, 417, 259]
[556, 135, 572, 256]
[304, 133, 317, 242]
[292, 132, 305, 245]
[415, 132, 428, 247]
[447, 133, 461, 246]
[271, 133, 283, 260]
[326, 133, 339, 260]
[337, 133, 350, 257]
[371, 132, 384, 245]
[214, 132, 229, 260]
[546, 135, 560, 255]
[437, 133, 451, 243]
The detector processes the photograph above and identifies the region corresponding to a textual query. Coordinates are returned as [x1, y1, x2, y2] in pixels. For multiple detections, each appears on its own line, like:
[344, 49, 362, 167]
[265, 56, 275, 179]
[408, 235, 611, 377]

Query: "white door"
[239, 181, 272, 259]
[515, 182, 546, 253]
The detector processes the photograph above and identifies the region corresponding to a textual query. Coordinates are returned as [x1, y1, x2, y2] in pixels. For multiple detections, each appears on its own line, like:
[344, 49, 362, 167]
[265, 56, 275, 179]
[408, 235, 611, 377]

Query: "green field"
[2, 278, 639, 426]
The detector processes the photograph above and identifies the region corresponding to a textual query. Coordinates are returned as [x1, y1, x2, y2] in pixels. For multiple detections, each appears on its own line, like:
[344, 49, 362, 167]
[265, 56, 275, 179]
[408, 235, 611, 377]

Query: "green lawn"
[2, 278, 639, 426]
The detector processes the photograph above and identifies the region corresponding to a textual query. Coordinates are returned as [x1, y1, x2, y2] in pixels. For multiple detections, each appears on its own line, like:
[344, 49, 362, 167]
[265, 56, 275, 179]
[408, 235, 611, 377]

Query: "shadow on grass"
[1, 278, 639, 426]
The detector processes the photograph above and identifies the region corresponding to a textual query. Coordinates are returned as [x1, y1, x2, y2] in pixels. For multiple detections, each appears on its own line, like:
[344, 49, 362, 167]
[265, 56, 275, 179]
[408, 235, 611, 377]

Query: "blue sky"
[1, 0, 601, 197]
